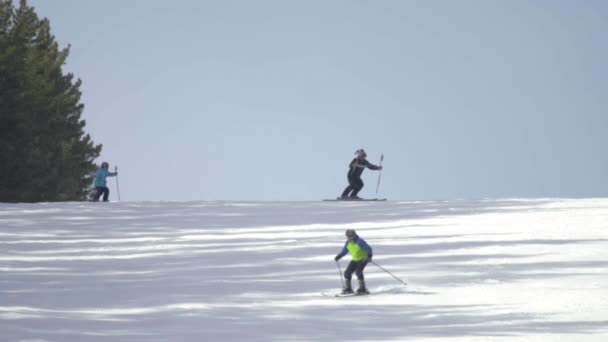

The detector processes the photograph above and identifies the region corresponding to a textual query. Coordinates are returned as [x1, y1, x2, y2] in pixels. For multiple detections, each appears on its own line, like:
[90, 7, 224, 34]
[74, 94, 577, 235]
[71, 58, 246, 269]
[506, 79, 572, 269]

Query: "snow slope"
[1, 199, 607, 341]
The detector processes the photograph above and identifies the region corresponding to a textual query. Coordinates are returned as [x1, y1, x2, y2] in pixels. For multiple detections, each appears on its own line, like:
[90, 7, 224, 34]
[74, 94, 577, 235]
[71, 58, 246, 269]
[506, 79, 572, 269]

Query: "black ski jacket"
[347, 158, 380, 178]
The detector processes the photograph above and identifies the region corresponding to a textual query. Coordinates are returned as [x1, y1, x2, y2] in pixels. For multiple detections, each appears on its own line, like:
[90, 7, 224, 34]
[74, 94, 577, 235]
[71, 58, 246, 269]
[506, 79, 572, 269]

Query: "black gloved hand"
[334, 255, 340, 262]
[368, 255, 372, 263]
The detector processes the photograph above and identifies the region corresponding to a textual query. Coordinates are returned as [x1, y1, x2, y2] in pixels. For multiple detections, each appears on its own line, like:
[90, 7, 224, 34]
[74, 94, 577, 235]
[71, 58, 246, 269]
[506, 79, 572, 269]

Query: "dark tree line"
[0, 0, 101, 202]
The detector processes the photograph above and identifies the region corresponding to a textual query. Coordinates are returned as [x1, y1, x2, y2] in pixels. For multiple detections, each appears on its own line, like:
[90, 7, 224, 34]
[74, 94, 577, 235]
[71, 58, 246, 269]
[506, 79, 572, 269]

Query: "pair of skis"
[322, 291, 371, 298]
[322, 285, 404, 298]
[323, 198, 387, 202]
[323, 197, 386, 202]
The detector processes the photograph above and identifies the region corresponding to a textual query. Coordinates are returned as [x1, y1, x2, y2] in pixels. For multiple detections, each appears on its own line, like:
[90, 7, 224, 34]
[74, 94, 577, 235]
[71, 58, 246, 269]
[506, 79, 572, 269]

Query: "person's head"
[345, 229, 357, 240]
[355, 149, 367, 160]
[101, 162, 109, 169]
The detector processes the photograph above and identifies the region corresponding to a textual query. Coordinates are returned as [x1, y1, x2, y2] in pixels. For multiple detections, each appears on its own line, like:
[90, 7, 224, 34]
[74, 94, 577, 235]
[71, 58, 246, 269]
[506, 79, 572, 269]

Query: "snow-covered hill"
[1, 199, 607, 341]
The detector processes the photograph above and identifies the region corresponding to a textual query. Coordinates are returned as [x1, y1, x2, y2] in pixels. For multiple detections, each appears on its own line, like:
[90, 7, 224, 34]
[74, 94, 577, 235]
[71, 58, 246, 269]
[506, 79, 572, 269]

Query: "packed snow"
[1, 199, 607, 341]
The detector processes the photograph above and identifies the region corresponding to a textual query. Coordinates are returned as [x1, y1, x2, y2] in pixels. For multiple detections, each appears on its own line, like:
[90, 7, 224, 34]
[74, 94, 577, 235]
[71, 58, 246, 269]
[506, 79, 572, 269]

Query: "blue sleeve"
[356, 238, 372, 257]
[336, 241, 349, 259]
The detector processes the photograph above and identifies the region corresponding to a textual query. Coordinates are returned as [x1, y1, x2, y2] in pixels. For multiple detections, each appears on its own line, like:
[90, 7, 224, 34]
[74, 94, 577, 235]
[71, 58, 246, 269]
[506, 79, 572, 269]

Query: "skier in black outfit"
[340, 149, 382, 200]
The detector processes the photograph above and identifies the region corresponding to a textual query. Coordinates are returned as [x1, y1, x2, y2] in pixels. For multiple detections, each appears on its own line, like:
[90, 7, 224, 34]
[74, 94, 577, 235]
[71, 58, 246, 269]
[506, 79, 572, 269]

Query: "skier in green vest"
[334, 229, 373, 294]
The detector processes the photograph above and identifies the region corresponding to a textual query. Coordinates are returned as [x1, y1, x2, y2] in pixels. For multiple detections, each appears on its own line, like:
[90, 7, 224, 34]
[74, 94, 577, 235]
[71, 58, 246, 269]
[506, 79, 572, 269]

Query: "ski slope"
[1, 199, 607, 341]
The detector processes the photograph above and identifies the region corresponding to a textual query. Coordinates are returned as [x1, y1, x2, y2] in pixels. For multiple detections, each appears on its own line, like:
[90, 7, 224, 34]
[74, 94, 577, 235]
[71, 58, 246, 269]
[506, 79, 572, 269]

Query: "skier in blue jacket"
[334, 229, 373, 294]
[93, 162, 117, 202]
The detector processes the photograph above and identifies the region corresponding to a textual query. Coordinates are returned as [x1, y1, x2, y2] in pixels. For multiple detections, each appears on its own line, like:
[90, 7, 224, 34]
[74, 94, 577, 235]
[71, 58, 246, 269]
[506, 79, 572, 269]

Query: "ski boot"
[356, 280, 370, 295]
[349, 195, 363, 201]
[341, 278, 354, 294]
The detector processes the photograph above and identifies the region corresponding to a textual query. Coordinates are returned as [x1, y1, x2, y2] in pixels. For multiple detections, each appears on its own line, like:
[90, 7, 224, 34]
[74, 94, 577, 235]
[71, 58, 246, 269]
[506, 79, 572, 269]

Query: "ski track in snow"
[1, 199, 608, 341]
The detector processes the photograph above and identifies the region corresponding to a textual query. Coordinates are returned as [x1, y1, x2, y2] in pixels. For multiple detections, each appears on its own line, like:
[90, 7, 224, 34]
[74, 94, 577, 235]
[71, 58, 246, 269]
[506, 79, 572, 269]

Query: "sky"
[2, 199, 608, 341]
[26, 0, 608, 201]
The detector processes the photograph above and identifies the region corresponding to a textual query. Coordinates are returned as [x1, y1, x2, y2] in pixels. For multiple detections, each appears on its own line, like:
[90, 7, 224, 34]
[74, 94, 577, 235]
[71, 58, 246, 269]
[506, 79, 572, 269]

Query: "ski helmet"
[355, 149, 367, 158]
[345, 229, 356, 238]
[101, 162, 109, 168]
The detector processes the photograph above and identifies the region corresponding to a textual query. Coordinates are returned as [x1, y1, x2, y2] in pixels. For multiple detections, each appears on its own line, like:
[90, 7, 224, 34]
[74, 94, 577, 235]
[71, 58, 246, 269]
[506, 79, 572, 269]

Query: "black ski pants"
[341, 174, 364, 198]
[93, 186, 110, 202]
[344, 260, 368, 280]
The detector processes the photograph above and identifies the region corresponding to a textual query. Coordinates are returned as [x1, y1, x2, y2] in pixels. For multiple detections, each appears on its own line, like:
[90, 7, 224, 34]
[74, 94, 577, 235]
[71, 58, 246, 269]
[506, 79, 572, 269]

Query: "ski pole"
[114, 166, 121, 201]
[371, 261, 407, 285]
[336, 261, 344, 289]
[375, 154, 384, 194]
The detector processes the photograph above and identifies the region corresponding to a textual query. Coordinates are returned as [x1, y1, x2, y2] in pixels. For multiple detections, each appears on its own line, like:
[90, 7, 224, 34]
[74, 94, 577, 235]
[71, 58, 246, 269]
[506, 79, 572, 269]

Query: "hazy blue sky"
[28, 0, 608, 201]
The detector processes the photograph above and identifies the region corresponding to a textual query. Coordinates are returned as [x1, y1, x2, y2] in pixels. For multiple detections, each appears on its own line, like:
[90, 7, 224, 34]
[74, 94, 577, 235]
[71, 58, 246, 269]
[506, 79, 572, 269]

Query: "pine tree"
[0, 0, 102, 202]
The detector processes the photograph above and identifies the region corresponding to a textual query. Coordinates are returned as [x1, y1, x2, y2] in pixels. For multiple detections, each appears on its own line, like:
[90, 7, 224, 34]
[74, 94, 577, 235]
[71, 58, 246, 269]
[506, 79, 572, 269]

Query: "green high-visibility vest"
[347, 240, 368, 261]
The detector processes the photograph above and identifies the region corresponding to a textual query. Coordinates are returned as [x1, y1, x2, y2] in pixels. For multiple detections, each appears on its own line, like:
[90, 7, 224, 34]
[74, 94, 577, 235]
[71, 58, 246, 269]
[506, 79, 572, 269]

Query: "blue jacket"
[94, 168, 117, 187]
[336, 235, 373, 261]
